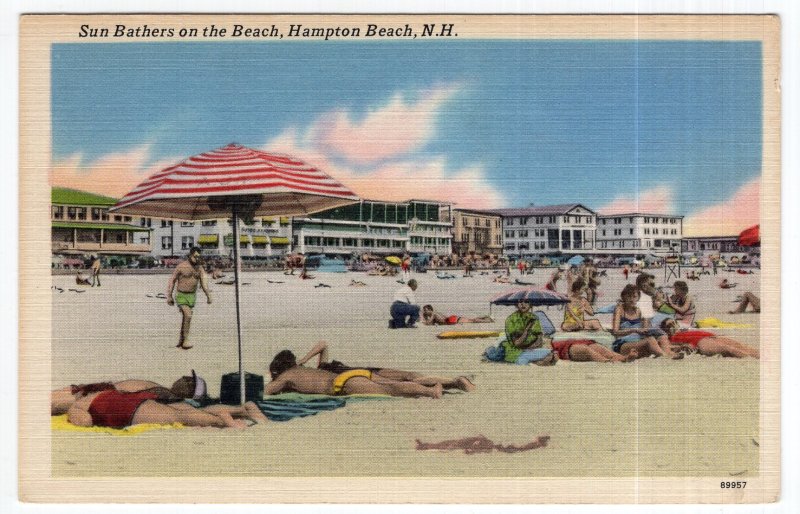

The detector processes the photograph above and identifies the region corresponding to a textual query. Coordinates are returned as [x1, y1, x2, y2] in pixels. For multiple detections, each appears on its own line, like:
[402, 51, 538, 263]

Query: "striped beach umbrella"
[110, 143, 359, 403]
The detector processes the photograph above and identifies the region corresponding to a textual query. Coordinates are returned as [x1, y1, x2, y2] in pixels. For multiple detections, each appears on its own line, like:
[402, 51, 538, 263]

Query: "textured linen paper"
[19, 14, 780, 504]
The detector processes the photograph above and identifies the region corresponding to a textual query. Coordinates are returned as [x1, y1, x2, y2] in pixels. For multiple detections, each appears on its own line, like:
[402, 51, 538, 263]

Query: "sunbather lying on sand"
[51, 374, 267, 428]
[266, 342, 475, 398]
[660, 318, 760, 358]
[421, 305, 493, 326]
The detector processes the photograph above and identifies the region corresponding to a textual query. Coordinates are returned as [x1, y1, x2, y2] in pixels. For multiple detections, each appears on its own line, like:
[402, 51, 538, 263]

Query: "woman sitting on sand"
[658, 280, 696, 325]
[719, 278, 737, 289]
[561, 278, 603, 332]
[611, 285, 682, 360]
[660, 318, 759, 359]
[421, 305, 493, 325]
[545, 269, 564, 291]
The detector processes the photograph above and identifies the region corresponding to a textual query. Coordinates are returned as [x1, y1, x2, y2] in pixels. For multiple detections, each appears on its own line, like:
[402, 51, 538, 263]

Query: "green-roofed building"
[51, 187, 153, 264]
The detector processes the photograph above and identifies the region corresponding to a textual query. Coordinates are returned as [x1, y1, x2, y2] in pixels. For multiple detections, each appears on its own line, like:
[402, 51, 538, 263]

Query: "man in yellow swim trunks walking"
[166, 247, 212, 350]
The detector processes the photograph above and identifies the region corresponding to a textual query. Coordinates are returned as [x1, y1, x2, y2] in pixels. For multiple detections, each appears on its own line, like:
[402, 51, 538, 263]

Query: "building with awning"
[51, 187, 152, 259]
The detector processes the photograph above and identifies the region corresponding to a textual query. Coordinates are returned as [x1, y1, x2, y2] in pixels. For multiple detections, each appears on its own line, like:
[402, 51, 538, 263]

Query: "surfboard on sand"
[436, 330, 502, 339]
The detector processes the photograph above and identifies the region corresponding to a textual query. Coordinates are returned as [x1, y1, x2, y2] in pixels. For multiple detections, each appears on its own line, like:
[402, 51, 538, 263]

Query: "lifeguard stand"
[664, 254, 681, 282]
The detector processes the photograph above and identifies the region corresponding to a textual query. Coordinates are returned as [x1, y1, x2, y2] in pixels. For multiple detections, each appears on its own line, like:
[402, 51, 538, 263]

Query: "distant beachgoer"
[90, 256, 102, 287]
[660, 319, 760, 359]
[517, 260, 526, 276]
[622, 265, 630, 281]
[401, 254, 412, 282]
[719, 279, 738, 289]
[266, 349, 443, 398]
[75, 272, 91, 286]
[421, 305, 493, 325]
[166, 246, 212, 350]
[561, 278, 603, 332]
[729, 291, 761, 314]
[390, 279, 420, 328]
[349, 280, 367, 287]
[545, 269, 564, 292]
[293, 340, 475, 392]
[611, 284, 681, 360]
[686, 270, 700, 281]
[502, 299, 558, 365]
[493, 274, 511, 284]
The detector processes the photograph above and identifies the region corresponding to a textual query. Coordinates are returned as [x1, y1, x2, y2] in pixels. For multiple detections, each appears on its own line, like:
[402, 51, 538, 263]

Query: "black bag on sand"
[220, 372, 264, 404]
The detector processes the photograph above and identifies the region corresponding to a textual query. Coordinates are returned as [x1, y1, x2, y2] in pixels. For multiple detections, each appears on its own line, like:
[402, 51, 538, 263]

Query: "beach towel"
[695, 317, 754, 329]
[51, 414, 184, 435]
[551, 330, 615, 349]
[256, 392, 394, 421]
[534, 310, 556, 336]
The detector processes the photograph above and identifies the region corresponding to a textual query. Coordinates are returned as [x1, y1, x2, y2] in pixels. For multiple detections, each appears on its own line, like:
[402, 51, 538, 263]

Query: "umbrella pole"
[231, 205, 246, 405]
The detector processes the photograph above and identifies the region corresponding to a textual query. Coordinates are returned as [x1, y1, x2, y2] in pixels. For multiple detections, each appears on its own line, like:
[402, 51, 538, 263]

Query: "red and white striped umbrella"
[111, 143, 359, 220]
[109, 143, 359, 404]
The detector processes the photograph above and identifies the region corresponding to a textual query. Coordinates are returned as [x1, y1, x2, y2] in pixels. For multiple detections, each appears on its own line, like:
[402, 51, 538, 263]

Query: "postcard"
[19, 14, 780, 504]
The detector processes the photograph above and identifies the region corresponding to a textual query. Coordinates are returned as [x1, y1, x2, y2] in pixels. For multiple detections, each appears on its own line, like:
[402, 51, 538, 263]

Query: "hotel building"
[292, 199, 453, 256]
[595, 213, 683, 254]
[148, 216, 293, 260]
[451, 209, 503, 256]
[51, 187, 152, 262]
[487, 204, 597, 257]
[681, 236, 756, 257]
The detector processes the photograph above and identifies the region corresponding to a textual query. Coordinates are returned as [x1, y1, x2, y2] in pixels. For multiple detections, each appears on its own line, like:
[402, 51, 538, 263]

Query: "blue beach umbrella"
[489, 287, 570, 315]
[567, 255, 585, 266]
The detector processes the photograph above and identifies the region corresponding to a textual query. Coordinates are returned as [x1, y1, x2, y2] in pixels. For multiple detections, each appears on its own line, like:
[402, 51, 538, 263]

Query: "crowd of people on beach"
[52, 246, 761, 431]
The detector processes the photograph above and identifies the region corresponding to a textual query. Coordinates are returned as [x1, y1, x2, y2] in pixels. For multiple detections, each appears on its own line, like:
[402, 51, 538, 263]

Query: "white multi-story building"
[149, 216, 293, 260]
[595, 213, 683, 254]
[488, 204, 597, 257]
[292, 199, 453, 256]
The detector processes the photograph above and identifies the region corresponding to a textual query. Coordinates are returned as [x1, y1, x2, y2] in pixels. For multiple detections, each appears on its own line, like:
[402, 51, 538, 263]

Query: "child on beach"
[421, 305, 494, 325]
[561, 278, 603, 332]
[611, 284, 682, 360]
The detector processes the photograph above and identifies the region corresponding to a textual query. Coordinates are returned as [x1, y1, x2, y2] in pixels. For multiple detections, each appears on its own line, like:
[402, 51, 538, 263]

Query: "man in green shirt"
[502, 299, 557, 365]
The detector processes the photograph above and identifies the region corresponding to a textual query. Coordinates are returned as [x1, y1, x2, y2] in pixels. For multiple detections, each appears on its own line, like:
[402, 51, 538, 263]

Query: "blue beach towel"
[256, 397, 346, 421]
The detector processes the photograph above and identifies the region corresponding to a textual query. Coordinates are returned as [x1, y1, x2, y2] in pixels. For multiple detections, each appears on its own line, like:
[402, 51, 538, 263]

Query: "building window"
[520, 217, 527, 225]
[181, 221, 194, 227]
[602, 229, 606, 236]
[161, 220, 173, 228]
[506, 218, 514, 226]
[161, 236, 172, 250]
[629, 228, 633, 235]
[202, 220, 217, 226]
[67, 207, 87, 220]
[52, 206, 64, 219]
[139, 217, 152, 227]
[181, 236, 194, 250]
[518, 230, 528, 238]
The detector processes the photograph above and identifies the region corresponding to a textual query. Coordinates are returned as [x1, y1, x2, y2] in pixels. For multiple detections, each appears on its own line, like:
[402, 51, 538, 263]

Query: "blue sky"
[51, 40, 763, 234]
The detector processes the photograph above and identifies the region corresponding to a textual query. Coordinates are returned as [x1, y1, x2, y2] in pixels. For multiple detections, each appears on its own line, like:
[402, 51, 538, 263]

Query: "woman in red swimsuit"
[52, 378, 269, 428]
[660, 319, 760, 358]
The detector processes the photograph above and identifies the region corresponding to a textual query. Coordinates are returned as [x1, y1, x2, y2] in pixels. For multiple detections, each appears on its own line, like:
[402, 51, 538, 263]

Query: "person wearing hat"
[51, 371, 268, 429]
[167, 246, 212, 350]
[90, 255, 102, 287]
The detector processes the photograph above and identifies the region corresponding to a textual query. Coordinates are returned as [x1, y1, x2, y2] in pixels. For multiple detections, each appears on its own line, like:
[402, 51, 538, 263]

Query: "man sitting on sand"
[389, 279, 420, 328]
[266, 347, 449, 399]
[52, 373, 267, 429]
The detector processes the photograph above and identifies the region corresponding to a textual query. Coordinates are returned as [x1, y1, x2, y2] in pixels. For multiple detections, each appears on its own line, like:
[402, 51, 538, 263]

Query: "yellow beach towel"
[51, 415, 184, 436]
[695, 317, 754, 329]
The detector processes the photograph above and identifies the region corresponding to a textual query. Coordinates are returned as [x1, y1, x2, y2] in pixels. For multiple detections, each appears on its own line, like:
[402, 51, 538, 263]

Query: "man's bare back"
[266, 366, 336, 395]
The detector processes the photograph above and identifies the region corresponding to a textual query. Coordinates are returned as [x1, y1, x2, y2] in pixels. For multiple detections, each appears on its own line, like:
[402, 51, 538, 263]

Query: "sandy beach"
[50, 266, 761, 478]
